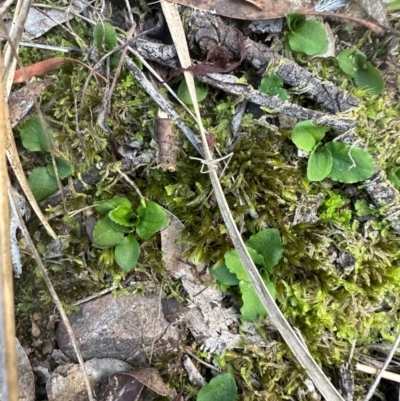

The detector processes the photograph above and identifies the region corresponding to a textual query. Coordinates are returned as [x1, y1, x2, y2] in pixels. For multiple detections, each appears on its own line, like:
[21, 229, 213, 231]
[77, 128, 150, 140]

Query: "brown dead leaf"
[13, 57, 107, 84]
[165, 0, 306, 20]
[243, 0, 265, 10]
[9, 79, 54, 127]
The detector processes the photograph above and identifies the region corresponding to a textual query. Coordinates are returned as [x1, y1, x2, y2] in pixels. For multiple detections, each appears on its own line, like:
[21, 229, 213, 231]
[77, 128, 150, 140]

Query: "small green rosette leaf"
[336, 48, 357, 76]
[136, 201, 169, 239]
[239, 281, 267, 322]
[46, 157, 73, 179]
[354, 61, 384, 95]
[307, 146, 333, 181]
[245, 229, 283, 274]
[114, 234, 140, 272]
[197, 373, 238, 401]
[287, 18, 328, 55]
[178, 78, 208, 105]
[258, 74, 289, 101]
[93, 21, 117, 51]
[210, 263, 240, 286]
[291, 120, 329, 152]
[20, 116, 55, 153]
[325, 142, 375, 183]
[109, 205, 136, 227]
[28, 167, 58, 201]
[224, 247, 265, 282]
[94, 196, 132, 213]
[93, 217, 124, 247]
[388, 166, 400, 189]
[286, 13, 306, 33]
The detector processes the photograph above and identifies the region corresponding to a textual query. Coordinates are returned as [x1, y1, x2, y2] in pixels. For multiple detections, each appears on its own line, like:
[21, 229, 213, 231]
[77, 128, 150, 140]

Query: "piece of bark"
[131, 15, 358, 114]
[132, 40, 356, 130]
[198, 73, 357, 131]
[338, 363, 354, 401]
[156, 110, 178, 171]
[187, 11, 359, 114]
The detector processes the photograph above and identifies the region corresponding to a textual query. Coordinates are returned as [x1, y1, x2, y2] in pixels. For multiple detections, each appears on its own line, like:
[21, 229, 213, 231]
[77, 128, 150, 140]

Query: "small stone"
[31, 319, 41, 338]
[46, 358, 134, 401]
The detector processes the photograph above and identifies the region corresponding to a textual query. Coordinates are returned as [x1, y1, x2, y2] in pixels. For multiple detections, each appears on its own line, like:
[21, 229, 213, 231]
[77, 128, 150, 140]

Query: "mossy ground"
[13, 9, 400, 401]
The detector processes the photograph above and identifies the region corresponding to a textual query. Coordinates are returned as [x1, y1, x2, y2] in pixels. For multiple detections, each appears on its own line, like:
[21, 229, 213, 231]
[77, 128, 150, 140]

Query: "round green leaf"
[95, 196, 132, 213]
[325, 142, 375, 183]
[336, 48, 357, 76]
[354, 61, 385, 95]
[287, 19, 328, 55]
[245, 229, 283, 274]
[177, 78, 208, 105]
[291, 131, 316, 152]
[291, 120, 329, 152]
[28, 167, 59, 201]
[114, 234, 140, 272]
[136, 201, 169, 239]
[197, 373, 238, 401]
[20, 115, 55, 153]
[93, 217, 124, 247]
[93, 21, 117, 51]
[210, 263, 240, 286]
[46, 157, 73, 179]
[307, 146, 333, 181]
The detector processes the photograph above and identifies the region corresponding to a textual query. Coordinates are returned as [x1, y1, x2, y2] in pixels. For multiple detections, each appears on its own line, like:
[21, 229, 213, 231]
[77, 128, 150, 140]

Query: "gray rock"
[56, 287, 179, 365]
[0, 338, 35, 401]
[46, 358, 133, 401]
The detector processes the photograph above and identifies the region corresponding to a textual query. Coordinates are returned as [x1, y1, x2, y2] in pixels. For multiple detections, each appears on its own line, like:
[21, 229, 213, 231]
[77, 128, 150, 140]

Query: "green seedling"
[285, 13, 328, 56]
[177, 78, 209, 105]
[387, 166, 400, 189]
[291, 120, 375, 183]
[385, 0, 400, 12]
[93, 21, 142, 69]
[93, 196, 169, 271]
[93, 21, 117, 52]
[197, 373, 238, 401]
[258, 74, 289, 101]
[212, 229, 283, 322]
[336, 48, 384, 95]
[20, 115, 73, 201]
[291, 120, 329, 152]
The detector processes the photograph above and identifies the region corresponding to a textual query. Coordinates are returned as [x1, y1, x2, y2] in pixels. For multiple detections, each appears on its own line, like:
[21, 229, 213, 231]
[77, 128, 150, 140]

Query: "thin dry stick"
[3, 0, 31, 95]
[356, 363, 400, 384]
[0, 8, 58, 239]
[160, 2, 345, 400]
[8, 184, 95, 401]
[363, 328, 400, 401]
[0, 56, 18, 401]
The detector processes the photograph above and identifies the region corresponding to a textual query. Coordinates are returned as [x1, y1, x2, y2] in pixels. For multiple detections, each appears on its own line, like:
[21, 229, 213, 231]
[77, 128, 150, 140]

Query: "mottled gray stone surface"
[0, 338, 34, 401]
[46, 358, 133, 401]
